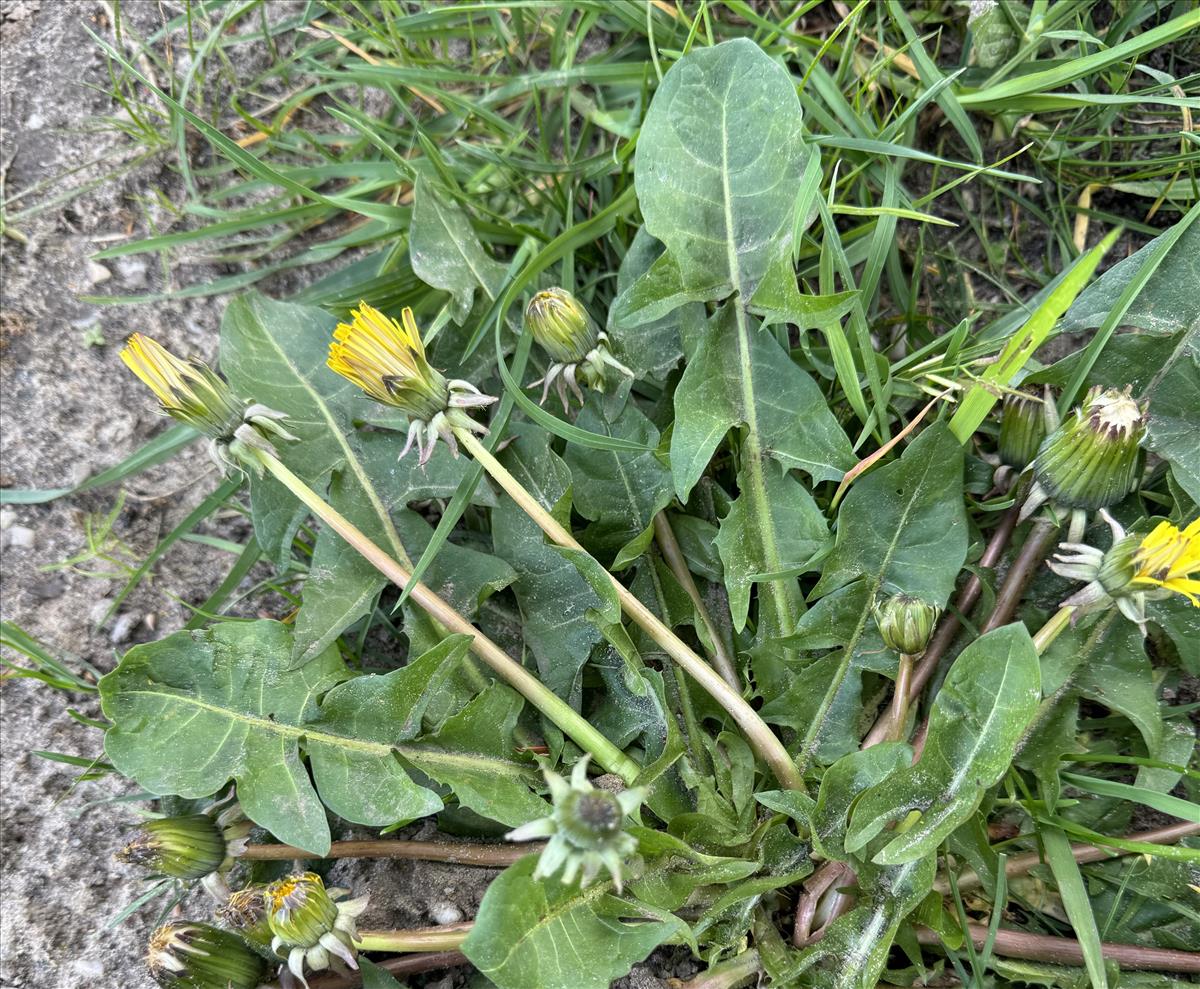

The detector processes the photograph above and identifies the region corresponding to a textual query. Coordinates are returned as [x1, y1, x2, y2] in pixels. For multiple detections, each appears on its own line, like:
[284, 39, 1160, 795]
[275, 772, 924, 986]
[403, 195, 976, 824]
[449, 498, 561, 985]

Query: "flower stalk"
[451, 426, 804, 792]
[652, 511, 740, 690]
[248, 447, 640, 785]
[357, 926, 472, 954]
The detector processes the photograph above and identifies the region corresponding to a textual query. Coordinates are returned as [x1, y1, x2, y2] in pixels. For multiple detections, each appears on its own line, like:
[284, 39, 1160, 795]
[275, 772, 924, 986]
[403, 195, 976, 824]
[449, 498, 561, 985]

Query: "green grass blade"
[949, 228, 1119, 444]
[959, 7, 1200, 109]
[1042, 826, 1109, 989]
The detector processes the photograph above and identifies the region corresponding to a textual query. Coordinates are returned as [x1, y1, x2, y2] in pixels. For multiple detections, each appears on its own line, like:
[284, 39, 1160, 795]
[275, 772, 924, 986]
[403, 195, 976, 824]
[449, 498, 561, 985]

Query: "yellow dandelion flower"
[1132, 518, 1200, 605]
[120, 334, 293, 474]
[327, 303, 447, 410]
[327, 301, 495, 463]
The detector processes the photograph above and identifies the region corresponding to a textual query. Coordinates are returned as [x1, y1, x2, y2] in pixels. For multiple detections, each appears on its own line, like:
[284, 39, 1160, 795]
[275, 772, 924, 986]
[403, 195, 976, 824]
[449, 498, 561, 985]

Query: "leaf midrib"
[719, 84, 796, 643]
[121, 686, 533, 778]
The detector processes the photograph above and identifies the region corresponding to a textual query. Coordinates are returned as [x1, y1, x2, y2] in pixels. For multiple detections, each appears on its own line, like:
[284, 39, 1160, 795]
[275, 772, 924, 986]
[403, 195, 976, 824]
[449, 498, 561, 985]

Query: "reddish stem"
[916, 924, 1200, 973]
[306, 951, 469, 988]
[239, 838, 534, 867]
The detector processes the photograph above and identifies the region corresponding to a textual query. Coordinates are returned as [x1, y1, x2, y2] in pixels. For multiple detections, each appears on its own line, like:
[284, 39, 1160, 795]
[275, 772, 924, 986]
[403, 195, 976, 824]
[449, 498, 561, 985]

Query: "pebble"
[429, 900, 464, 926]
[24, 110, 45, 130]
[86, 261, 111, 286]
[108, 612, 139, 645]
[115, 257, 148, 287]
[71, 960, 105, 979]
[29, 577, 67, 601]
[0, 508, 14, 530]
[3, 525, 35, 550]
[89, 599, 115, 625]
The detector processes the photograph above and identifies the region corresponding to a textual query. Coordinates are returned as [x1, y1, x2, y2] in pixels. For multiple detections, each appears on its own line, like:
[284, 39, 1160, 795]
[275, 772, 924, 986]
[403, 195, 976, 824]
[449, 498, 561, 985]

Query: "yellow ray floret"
[327, 303, 442, 410]
[121, 333, 199, 410]
[1133, 518, 1200, 605]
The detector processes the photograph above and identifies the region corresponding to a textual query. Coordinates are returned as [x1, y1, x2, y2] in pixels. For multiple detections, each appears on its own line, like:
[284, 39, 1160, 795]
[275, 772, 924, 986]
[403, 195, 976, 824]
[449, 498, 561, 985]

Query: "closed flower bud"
[147, 921, 268, 989]
[506, 755, 644, 893]
[524, 288, 632, 410]
[119, 815, 228, 881]
[1022, 386, 1145, 520]
[998, 390, 1052, 470]
[121, 335, 294, 476]
[326, 302, 495, 465]
[873, 594, 940, 655]
[266, 872, 368, 987]
[525, 288, 598, 364]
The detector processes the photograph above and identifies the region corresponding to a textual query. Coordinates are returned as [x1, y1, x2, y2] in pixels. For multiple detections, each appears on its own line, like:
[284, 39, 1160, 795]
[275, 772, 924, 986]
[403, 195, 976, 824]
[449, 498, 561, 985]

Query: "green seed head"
[560, 789, 625, 849]
[119, 815, 228, 881]
[525, 288, 599, 364]
[1031, 386, 1145, 511]
[147, 922, 267, 989]
[873, 593, 941, 655]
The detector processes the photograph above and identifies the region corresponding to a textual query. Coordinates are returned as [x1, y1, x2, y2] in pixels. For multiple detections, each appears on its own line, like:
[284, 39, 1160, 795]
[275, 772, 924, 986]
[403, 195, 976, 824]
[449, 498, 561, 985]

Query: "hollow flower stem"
[357, 925, 472, 953]
[886, 652, 915, 743]
[940, 820, 1200, 894]
[652, 511, 740, 690]
[860, 503, 1020, 749]
[454, 429, 803, 791]
[981, 516, 1060, 634]
[252, 449, 640, 785]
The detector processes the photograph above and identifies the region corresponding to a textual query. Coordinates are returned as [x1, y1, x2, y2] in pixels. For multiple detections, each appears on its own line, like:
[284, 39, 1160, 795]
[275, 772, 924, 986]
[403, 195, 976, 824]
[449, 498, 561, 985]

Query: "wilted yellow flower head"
[1050, 512, 1199, 631]
[121, 334, 294, 475]
[266, 872, 368, 987]
[523, 287, 631, 410]
[327, 302, 495, 464]
[1131, 519, 1200, 604]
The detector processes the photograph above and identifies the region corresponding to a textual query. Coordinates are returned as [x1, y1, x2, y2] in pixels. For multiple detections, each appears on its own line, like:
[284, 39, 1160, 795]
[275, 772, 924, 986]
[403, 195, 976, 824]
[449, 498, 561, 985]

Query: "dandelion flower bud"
[873, 594, 940, 655]
[998, 390, 1053, 470]
[147, 921, 268, 989]
[506, 755, 644, 893]
[525, 287, 598, 364]
[266, 872, 368, 987]
[524, 288, 632, 410]
[119, 815, 231, 881]
[1049, 512, 1199, 630]
[1021, 385, 1146, 520]
[326, 302, 495, 465]
[121, 335, 294, 476]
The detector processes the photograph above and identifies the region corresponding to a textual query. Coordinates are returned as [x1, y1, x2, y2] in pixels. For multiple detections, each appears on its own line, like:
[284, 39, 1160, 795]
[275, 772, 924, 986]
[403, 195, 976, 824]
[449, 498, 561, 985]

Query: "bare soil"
[0, 3, 503, 986]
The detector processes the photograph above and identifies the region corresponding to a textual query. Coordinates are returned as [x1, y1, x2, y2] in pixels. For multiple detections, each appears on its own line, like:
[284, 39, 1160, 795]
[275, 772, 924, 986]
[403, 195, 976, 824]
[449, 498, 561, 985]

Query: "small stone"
[86, 261, 111, 286]
[3, 524, 35, 549]
[116, 257, 148, 287]
[429, 900, 463, 926]
[89, 599, 115, 625]
[0, 508, 15, 530]
[29, 577, 67, 601]
[24, 110, 45, 130]
[71, 959, 104, 979]
[109, 612, 139, 645]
